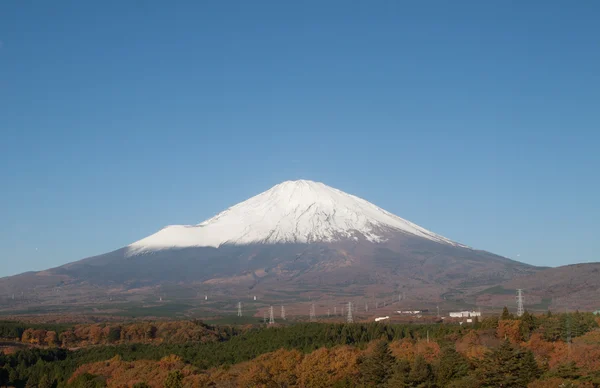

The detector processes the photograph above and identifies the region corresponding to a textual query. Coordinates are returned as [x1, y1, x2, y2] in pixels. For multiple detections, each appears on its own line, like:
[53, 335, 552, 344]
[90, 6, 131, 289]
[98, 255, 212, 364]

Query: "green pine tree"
[407, 355, 433, 387]
[38, 374, 53, 388]
[501, 306, 512, 320]
[519, 310, 536, 340]
[164, 371, 183, 388]
[478, 340, 540, 387]
[554, 361, 580, 380]
[435, 346, 470, 386]
[359, 340, 395, 387]
[385, 359, 411, 388]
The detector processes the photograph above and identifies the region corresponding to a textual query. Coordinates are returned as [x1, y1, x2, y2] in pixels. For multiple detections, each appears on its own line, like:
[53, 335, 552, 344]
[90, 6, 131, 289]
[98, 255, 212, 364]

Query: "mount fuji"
[128, 180, 464, 254]
[0, 180, 554, 312]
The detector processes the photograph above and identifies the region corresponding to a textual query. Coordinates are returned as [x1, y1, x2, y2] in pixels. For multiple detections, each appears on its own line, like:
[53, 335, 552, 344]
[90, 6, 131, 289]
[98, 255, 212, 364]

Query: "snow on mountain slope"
[127, 180, 465, 255]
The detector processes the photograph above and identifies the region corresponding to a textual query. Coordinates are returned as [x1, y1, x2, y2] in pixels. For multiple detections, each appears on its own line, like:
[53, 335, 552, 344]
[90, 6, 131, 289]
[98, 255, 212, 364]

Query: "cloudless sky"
[1, 1, 599, 277]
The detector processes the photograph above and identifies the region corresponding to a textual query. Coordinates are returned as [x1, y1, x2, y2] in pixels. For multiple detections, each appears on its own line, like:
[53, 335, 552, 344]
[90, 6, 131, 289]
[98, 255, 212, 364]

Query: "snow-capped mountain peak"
[127, 180, 464, 254]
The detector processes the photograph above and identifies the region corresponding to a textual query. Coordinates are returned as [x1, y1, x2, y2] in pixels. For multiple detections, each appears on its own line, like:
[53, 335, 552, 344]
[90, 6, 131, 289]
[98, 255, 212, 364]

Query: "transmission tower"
[347, 301, 353, 323]
[436, 305, 440, 318]
[516, 289, 525, 317]
[327, 308, 330, 317]
[365, 302, 369, 312]
[334, 306, 337, 315]
[281, 305, 286, 320]
[309, 303, 316, 322]
[237, 302, 242, 317]
[341, 306, 344, 316]
[269, 305, 275, 324]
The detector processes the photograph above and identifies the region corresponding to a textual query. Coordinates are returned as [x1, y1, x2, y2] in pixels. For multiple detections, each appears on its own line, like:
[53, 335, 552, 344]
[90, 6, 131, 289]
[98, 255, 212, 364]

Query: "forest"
[0, 309, 599, 387]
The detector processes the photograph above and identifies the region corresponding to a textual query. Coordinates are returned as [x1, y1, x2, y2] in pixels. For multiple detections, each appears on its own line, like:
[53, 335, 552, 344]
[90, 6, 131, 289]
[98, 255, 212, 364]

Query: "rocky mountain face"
[0, 180, 596, 313]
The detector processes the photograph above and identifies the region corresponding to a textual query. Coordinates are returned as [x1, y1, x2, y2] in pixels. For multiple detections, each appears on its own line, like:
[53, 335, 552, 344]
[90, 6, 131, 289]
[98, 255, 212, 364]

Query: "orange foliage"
[528, 377, 594, 388]
[497, 319, 522, 343]
[523, 331, 600, 372]
[523, 333, 555, 367]
[389, 338, 440, 362]
[21, 328, 53, 346]
[296, 346, 359, 388]
[455, 330, 489, 360]
[69, 355, 198, 388]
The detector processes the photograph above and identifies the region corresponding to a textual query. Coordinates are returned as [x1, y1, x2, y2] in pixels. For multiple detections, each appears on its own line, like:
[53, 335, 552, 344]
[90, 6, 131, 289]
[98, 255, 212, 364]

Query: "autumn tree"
[45, 331, 58, 347]
[89, 325, 103, 344]
[497, 320, 522, 343]
[359, 340, 395, 386]
[60, 330, 77, 347]
[501, 306, 513, 320]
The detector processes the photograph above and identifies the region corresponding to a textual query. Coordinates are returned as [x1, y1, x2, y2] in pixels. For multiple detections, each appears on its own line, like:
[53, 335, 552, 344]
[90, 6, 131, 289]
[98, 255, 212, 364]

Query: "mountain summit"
[128, 180, 463, 254]
[0, 180, 553, 314]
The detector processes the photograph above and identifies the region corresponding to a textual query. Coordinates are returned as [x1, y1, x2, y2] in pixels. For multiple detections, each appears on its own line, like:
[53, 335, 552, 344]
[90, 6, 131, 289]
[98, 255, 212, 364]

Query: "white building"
[397, 310, 422, 315]
[375, 316, 390, 322]
[449, 311, 481, 318]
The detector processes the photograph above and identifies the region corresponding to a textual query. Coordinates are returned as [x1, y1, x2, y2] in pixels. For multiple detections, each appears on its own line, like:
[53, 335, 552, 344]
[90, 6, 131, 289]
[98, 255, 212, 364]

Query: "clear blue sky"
[1, 1, 599, 277]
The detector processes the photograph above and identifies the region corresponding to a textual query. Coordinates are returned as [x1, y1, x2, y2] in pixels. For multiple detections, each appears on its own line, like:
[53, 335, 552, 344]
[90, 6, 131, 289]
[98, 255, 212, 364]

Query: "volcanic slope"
[0, 180, 539, 309]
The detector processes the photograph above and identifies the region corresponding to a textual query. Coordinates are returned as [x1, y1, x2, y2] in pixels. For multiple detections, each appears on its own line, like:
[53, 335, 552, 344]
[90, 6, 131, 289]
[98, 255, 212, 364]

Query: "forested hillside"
[1, 311, 599, 387]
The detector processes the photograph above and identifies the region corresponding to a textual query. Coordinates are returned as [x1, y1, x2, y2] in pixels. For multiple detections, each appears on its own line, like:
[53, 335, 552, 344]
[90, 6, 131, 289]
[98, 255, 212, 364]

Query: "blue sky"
[1, 1, 599, 277]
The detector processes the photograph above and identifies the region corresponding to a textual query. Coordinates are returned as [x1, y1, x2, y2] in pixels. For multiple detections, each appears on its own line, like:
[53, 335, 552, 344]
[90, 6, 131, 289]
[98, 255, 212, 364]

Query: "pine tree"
[38, 375, 53, 388]
[554, 361, 580, 380]
[478, 340, 540, 387]
[501, 306, 512, 320]
[435, 346, 469, 386]
[164, 371, 183, 388]
[385, 360, 411, 388]
[519, 310, 536, 340]
[359, 340, 395, 387]
[407, 355, 433, 387]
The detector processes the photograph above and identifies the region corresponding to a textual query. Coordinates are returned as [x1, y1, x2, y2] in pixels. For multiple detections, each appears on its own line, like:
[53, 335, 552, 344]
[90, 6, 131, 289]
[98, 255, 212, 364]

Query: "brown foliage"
[497, 319, 522, 343]
[69, 356, 198, 388]
[455, 330, 488, 360]
[389, 338, 440, 362]
[296, 346, 359, 388]
[528, 377, 594, 387]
